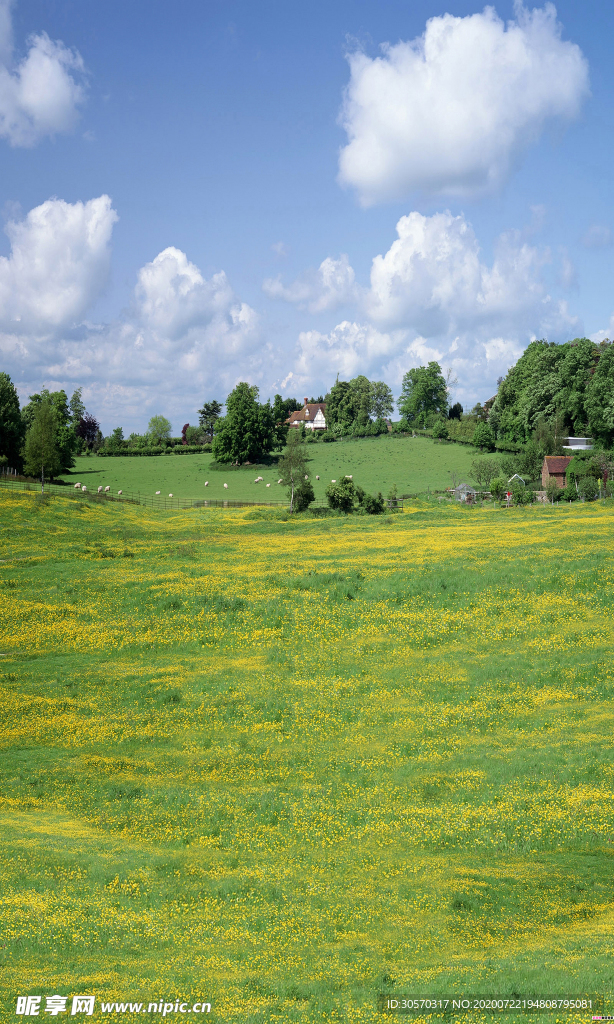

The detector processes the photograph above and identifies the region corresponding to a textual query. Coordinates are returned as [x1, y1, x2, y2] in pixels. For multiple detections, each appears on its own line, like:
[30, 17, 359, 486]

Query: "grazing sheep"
[104, 485, 110, 492]
[81, 485, 87, 492]
[331, 479, 336, 483]
[169, 493, 173, 497]
[118, 490, 122, 495]
[315, 475, 319, 480]
[204, 481, 209, 486]
[156, 490, 161, 495]
[304, 474, 308, 480]
[266, 483, 270, 487]
[74, 482, 81, 488]
[97, 486, 103, 493]
[277, 479, 282, 484]
[345, 475, 352, 480]
[224, 483, 228, 489]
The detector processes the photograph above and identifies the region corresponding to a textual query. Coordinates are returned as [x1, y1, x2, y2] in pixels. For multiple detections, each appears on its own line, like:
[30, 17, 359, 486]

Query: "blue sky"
[1, 0, 613, 432]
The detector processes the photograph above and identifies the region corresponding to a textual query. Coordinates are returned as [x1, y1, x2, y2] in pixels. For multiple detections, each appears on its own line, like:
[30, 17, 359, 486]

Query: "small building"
[542, 455, 572, 490]
[454, 483, 477, 502]
[287, 399, 327, 431]
[507, 474, 526, 486]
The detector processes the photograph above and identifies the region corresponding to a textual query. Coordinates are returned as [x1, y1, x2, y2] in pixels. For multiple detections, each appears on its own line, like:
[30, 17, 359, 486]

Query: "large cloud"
[272, 209, 579, 406]
[338, 3, 589, 204]
[0, 1, 86, 146]
[0, 195, 117, 332]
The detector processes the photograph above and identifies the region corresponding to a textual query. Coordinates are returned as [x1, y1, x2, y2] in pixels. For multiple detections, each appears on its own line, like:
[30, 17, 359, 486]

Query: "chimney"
[304, 398, 308, 406]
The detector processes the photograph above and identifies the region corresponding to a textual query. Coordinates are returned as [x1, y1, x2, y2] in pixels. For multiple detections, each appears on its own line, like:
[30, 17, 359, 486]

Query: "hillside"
[58, 436, 500, 501]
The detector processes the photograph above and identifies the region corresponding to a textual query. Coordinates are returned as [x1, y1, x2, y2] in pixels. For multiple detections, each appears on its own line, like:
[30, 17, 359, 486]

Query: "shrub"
[512, 484, 535, 506]
[326, 478, 355, 513]
[322, 433, 336, 443]
[472, 422, 495, 451]
[579, 476, 599, 501]
[432, 418, 450, 441]
[490, 476, 506, 500]
[562, 483, 578, 501]
[545, 479, 562, 503]
[361, 491, 385, 514]
[293, 478, 315, 512]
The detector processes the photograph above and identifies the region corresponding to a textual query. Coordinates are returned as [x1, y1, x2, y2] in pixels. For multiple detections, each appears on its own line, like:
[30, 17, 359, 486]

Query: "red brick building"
[541, 455, 572, 489]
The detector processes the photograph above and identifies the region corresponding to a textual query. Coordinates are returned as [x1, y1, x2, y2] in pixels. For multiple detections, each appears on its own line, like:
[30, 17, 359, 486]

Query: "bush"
[545, 479, 562, 503]
[326, 478, 355, 513]
[472, 422, 495, 451]
[579, 476, 599, 501]
[512, 484, 535, 506]
[562, 483, 578, 501]
[293, 478, 315, 512]
[432, 417, 450, 441]
[361, 491, 385, 514]
[490, 476, 506, 500]
[322, 433, 336, 443]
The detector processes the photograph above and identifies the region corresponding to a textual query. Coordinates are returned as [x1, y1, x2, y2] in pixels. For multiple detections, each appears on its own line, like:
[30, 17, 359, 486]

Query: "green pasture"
[57, 436, 499, 502]
[1, 493, 613, 1022]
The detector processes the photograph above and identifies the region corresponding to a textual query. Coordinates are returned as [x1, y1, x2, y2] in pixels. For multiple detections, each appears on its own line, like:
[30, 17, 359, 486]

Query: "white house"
[287, 399, 327, 431]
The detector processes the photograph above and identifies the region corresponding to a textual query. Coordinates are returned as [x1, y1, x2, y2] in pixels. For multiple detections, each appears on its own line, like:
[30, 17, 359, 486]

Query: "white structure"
[287, 400, 327, 431]
[563, 436, 593, 451]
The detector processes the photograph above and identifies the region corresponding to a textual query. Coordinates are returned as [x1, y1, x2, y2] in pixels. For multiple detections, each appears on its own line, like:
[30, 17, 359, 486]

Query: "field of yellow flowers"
[1, 491, 614, 1023]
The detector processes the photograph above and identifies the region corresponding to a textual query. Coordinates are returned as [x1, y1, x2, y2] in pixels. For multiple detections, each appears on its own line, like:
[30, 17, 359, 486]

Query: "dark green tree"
[198, 400, 223, 441]
[472, 422, 495, 451]
[277, 429, 311, 512]
[586, 344, 614, 446]
[326, 477, 356, 513]
[212, 383, 275, 464]
[432, 417, 449, 441]
[0, 372, 25, 469]
[22, 389, 77, 472]
[398, 362, 448, 426]
[23, 399, 61, 489]
[448, 402, 463, 421]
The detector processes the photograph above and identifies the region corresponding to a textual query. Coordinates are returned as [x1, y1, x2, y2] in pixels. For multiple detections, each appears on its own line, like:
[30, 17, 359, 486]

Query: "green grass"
[58, 436, 499, 502]
[1, 492, 613, 1022]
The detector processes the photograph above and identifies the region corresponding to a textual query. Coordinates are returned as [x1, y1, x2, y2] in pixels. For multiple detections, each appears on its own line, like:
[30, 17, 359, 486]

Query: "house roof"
[543, 455, 572, 474]
[287, 403, 326, 424]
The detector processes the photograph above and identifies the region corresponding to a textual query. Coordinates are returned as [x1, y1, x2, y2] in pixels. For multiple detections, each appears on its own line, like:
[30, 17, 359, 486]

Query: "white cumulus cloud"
[263, 254, 357, 313]
[0, 194, 117, 332]
[0, 0, 86, 146]
[338, 3, 589, 204]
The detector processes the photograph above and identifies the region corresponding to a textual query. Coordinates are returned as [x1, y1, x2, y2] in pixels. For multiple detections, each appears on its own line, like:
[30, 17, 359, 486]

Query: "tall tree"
[198, 400, 223, 441]
[23, 399, 61, 490]
[69, 387, 86, 424]
[212, 383, 275, 464]
[370, 381, 394, 420]
[277, 429, 312, 512]
[398, 362, 448, 426]
[22, 389, 77, 471]
[0, 372, 25, 469]
[147, 415, 172, 445]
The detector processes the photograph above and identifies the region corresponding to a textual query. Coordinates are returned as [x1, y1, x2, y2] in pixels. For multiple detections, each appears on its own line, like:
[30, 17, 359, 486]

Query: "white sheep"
[266, 483, 270, 487]
[315, 475, 320, 480]
[331, 479, 336, 483]
[204, 481, 209, 487]
[345, 475, 352, 480]
[224, 483, 228, 489]
[97, 486, 103, 493]
[118, 490, 122, 495]
[74, 482, 80, 489]
[277, 479, 282, 484]
[156, 490, 161, 495]
[304, 474, 308, 480]
[81, 485, 87, 492]
[104, 485, 110, 492]
[169, 493, 173, 497]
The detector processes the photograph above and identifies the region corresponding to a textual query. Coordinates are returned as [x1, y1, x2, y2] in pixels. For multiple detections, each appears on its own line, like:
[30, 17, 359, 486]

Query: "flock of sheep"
[72, 473, 354, 499]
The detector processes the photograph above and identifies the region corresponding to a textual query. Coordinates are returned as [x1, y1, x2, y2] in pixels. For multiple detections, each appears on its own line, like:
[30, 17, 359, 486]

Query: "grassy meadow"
[2, 492, 614, 1021]
[57, 436, 499, 502]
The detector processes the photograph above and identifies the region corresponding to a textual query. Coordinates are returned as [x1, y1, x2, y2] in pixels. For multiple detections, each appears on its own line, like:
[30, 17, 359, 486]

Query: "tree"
[23, 399, 61, 490]
[472, 423, 495, 451]
[76, 414, 99, 451]
[586, 343, 614, 446]
[398, 362, 448, 426]
[69, 387, 86, 424]
[212, 383, 275, 464]
[448, 402, 463, 421]
[490, 477, 506, 500]
[0, 372, 25, 469]
[198, 400, 223, 442]
[147, 415, 172, 445]
[471, 457, 498, 487]
[104, 427, 125, 452]
[370, 381, 394, 420]
[22, 389, 77, 471]
[277, 429, 310, 512]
